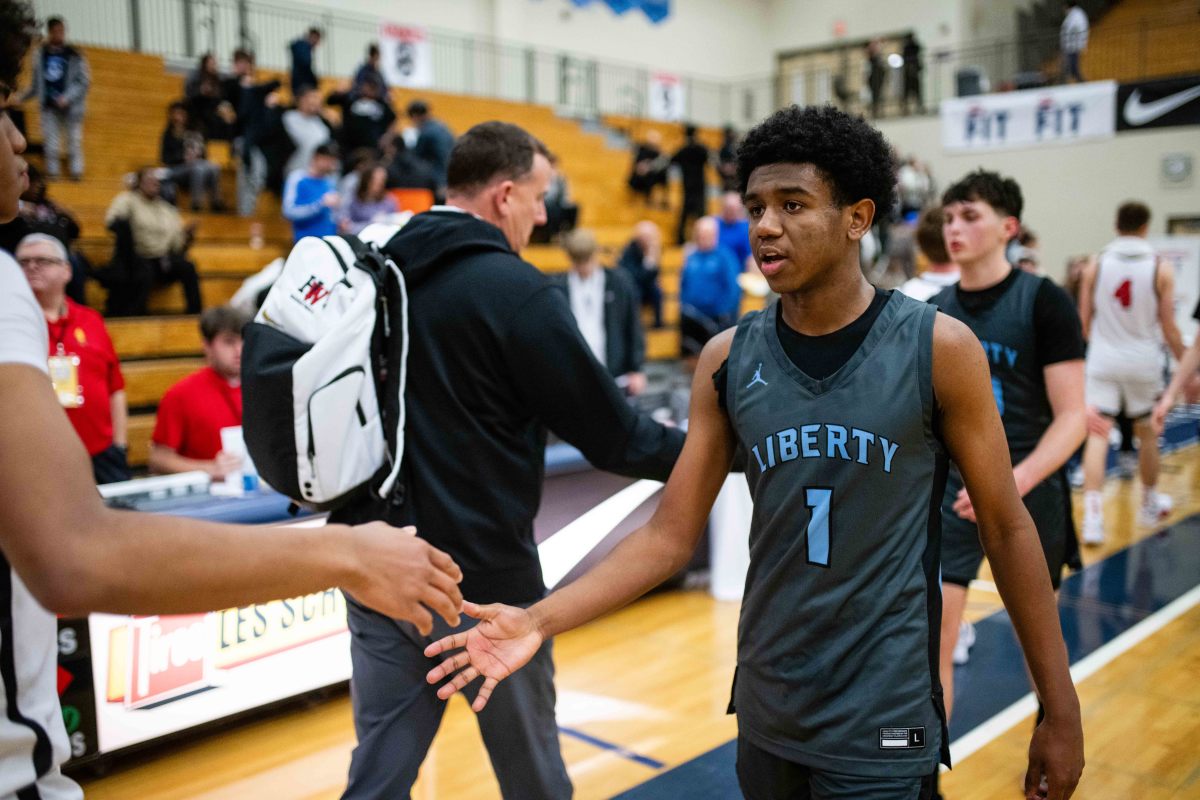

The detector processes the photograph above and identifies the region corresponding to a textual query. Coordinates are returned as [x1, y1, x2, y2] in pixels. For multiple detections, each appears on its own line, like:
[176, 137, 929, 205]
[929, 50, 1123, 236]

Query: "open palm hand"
[424, 601, 545, 712]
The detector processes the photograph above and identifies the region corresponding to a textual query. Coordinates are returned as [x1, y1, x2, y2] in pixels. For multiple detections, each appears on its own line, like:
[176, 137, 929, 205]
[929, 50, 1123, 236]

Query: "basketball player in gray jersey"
[425, 107, 1083, 800]
[930, 171, 1087, 729]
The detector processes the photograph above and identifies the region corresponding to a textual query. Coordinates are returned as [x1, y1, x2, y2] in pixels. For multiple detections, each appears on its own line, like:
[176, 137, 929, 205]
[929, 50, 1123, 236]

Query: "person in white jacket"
[1060, 2, 1089, 83]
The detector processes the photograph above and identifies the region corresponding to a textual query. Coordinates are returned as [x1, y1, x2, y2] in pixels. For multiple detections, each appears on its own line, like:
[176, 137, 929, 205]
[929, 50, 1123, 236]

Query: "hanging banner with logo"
[941, 81, 1116, 152]
[1117, 75, 1200, 132]
[379, 23, 433, 88]
[648, 72, 686, 121]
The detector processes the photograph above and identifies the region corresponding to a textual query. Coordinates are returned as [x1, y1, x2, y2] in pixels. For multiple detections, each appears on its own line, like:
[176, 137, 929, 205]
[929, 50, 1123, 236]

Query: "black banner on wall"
[1117, 75, 1200, 131]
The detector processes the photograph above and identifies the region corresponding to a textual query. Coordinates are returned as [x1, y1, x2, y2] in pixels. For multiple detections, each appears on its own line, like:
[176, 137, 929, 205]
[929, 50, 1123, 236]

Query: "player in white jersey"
[0, 6, 463, 794]
[1077, 202, 1184, 543]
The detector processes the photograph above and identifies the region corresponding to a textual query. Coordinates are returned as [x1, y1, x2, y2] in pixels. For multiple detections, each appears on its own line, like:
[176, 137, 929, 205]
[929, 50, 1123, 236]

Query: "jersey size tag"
[48, 346, 84, 409]
[879, 727, 925, 749]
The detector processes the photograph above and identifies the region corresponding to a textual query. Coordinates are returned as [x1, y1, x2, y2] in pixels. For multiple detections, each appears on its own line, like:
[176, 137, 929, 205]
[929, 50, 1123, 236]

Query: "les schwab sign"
[103, 590, 347, 710]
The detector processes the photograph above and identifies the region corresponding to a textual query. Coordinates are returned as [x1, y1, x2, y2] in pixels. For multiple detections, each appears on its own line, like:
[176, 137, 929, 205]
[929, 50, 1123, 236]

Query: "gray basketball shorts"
[940, 469, 1072, 590]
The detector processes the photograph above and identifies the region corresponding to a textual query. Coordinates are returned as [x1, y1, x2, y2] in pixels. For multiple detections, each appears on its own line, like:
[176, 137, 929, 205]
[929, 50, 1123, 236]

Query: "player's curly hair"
[942, 169, 1024, 220]
[735, 105, 897, 214]
[0, 0, 37, 97]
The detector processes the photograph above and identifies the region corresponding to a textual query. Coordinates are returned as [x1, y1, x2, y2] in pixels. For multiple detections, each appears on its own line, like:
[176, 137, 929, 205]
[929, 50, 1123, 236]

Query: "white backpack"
[241, 226, 408, 510]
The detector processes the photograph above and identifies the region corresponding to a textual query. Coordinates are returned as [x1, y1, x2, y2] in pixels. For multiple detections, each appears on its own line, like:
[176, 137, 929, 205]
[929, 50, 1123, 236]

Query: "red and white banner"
[380, 23, 433, 89]
[648, 72, 686, 122]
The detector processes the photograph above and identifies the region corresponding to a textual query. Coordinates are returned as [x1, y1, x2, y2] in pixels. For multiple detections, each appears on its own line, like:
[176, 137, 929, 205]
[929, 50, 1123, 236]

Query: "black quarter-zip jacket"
[330, 210, 685, 604]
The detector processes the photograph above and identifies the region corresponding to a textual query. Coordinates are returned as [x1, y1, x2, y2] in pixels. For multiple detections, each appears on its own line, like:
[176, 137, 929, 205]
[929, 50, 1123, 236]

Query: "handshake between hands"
[345, 522, 542, 709]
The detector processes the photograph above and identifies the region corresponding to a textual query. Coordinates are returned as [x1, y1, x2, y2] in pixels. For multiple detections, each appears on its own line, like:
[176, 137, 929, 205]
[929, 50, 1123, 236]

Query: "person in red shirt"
[149, 305, 248, 478]
[16, 233, 130, 484]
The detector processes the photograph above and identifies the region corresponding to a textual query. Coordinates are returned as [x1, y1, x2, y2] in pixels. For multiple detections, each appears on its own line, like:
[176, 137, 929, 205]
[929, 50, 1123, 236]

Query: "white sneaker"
[953, 620, 976, 666]
[1082, 516, 1105, 546]
[1068, 464, 1084, 488]
[1138, 492, 1173, 526]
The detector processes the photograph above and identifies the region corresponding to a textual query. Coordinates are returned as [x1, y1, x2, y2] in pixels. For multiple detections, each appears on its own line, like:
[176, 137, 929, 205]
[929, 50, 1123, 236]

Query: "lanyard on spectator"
[47, 303, 84, 408]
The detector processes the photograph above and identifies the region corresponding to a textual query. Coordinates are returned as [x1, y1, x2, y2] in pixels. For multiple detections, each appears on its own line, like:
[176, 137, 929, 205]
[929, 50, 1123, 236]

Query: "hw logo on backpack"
[242, 228, 408, 511]
[294, 275, 333, 310]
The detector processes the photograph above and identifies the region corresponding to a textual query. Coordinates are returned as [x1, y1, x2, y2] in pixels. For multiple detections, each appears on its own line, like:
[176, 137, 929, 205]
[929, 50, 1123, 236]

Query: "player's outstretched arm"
[932, 315, 1083, 800]
[425, 329, 738, 711]
[0, 364, 463, 632]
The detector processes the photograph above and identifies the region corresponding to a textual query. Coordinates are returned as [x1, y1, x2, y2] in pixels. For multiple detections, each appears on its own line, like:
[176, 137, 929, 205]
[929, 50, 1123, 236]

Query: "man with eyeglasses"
[16, 232, 130, 484]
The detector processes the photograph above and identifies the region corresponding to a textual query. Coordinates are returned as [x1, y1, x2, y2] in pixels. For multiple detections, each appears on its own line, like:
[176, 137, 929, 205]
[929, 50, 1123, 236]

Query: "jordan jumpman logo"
[746, 362, 768, 389]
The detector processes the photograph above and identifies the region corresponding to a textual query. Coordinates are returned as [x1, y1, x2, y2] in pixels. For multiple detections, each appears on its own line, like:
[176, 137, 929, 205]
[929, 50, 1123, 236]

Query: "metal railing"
[27, 0, 1194, 129]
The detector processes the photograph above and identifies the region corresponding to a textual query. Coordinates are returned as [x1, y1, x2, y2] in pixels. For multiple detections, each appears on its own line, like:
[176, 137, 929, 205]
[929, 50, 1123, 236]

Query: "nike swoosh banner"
[941, 80, 1116, 152]
[1117, 75, 1200, 132]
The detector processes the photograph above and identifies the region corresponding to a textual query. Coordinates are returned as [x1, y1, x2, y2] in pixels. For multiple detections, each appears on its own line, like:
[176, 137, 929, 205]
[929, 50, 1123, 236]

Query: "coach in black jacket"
[552, 227, 647, 395]
[331, 122, 685, 800]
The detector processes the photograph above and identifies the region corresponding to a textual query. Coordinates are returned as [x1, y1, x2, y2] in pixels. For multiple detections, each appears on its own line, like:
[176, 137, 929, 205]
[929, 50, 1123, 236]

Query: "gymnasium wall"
[874, 114, 1200, 285]
[213, 0, 778, 80]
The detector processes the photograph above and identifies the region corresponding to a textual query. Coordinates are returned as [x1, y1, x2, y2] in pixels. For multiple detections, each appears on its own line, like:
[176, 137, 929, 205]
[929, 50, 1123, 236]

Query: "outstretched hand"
[424, 601, 545, 712]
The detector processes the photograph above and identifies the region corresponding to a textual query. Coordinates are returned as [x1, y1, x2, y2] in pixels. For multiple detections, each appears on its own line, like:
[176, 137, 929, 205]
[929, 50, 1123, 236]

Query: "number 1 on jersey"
[804, 487, 833, 568]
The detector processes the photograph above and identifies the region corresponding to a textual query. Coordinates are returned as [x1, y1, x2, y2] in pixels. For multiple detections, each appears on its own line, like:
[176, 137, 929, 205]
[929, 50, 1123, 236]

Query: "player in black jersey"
[929, 170, 1087, 727]
[423, 108, 1083, 800]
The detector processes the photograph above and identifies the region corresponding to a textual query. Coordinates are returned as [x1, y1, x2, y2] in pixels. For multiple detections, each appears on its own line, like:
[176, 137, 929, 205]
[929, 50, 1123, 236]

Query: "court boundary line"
[949, 583, 1200, 765]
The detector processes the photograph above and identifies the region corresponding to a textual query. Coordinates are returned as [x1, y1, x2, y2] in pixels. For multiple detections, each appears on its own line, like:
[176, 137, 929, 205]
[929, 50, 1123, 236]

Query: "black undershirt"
[715, 289, 890, 409]
[948, 268, 1085, 367]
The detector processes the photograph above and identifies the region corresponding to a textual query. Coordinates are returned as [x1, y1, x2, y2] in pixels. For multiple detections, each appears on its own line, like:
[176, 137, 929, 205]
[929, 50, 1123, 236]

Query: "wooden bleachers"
[21, 45, 765, 467]
[1078, 0, 1200, 83]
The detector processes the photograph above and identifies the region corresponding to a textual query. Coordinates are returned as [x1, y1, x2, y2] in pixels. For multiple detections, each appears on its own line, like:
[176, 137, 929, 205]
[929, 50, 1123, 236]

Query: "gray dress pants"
[342, 597, 573, 800]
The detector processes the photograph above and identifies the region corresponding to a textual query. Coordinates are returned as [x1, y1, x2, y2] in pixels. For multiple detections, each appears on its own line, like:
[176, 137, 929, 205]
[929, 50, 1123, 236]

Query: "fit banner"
[941, 80, 1116, 152]
[1117, 75, 1200, 132]
[380, 23, 433, 89]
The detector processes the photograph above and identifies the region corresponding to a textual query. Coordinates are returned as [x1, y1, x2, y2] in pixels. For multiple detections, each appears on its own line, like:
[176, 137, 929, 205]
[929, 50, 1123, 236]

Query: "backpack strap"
[319, 237, 354, 287]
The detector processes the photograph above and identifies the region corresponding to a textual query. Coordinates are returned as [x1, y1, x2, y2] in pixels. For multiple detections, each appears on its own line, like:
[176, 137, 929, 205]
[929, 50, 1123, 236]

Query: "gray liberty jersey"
[727, 292, 949, 778]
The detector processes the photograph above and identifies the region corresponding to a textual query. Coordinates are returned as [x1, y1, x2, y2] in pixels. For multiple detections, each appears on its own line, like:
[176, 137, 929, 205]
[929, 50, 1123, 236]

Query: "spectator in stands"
[679, 216, 740, 359]
[234, 65, 281, 216]
[898, 206, 959, 301]
[865, 39, 886, 118]
[716, 190, 752, 271]
[383, 131, 439, 196]
[341, 162, 398, 234]
[19, 16, 88, 180]
[282, 85, 334, 178]
[185, 73, 236, 142]
[554, 228, 647, 396]
[901, 33, 924, 115]
[716, 126, 739, 193]
[16, 232, 129, 484]
[627, 129, 668, 206]
[671, 123, 709, 245]
[407, 99, 454, 196]
[1060, 2, 1089, 83]
[532, 153, 579, 243]
[104, 167, 202, 315]
[283, 143, 340, 242]
[149, 306, 250, 479]
[289, 27, 322, 97]
[18, 163, 85, 302]
[220, 48, 254, 122]
[353, 43, 388, 95]
[327, 76, 396, 158]
[161, 101, 225, 213]
[618, 220, 664, 329]
[184, 52, 220, 100]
